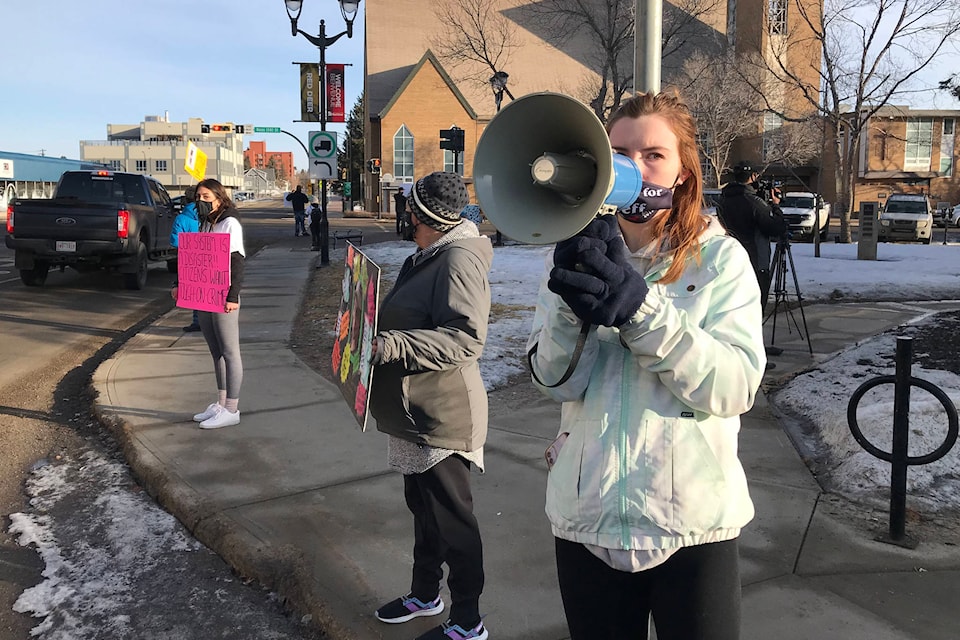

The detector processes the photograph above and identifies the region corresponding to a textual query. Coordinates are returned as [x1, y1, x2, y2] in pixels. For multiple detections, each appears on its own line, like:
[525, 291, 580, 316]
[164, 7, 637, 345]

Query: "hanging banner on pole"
[326, 64, 346, 123]
[299, 63, 321, 122]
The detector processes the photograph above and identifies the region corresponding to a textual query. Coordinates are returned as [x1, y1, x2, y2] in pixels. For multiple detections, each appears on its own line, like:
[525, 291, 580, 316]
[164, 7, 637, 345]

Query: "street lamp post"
[285, 0, 360, 267]
[489, 71, 512, 247]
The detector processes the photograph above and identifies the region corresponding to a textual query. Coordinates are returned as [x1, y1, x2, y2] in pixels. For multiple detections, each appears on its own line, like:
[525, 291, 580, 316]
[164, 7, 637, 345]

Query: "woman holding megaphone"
[527, 91, 766, 640]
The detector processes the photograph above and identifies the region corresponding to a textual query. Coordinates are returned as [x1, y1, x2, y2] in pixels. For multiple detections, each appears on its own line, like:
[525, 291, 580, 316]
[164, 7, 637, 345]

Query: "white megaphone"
[473, 92, 643, 245]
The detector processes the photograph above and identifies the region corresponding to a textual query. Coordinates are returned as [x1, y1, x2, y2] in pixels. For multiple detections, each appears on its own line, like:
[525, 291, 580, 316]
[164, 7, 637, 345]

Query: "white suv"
[878, 194, 934, 244]
[780, 192, 830, 241]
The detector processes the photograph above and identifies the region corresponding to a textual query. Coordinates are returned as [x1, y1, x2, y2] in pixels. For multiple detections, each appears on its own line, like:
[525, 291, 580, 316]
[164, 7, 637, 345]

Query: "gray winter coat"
[370, 235, 493, 452]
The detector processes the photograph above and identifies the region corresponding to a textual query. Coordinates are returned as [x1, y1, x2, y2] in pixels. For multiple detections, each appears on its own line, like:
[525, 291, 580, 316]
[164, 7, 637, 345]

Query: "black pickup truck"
[5, 170, 178, 289]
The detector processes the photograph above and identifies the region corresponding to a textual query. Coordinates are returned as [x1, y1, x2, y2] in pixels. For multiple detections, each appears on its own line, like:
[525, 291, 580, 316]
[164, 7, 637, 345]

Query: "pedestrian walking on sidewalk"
[369, 172, 493, 640]
[527, 91, 766, 640]
[171, 178, 246, 430]
[170, 185, 201, 332]
[393, 187, 408, 235]
[286, 184, 309, 236]
[307, 199, 322, 251]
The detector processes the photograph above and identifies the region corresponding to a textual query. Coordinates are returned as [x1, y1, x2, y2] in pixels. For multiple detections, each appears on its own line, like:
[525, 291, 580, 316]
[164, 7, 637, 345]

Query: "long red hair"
[606, 91, 708, 284]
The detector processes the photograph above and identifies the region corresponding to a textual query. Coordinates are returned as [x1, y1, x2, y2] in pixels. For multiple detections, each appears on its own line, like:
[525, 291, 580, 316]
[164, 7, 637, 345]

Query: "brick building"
[363, 0, 826, 215]
[847, 106, 960, 211]
[244, 141, 294, 185]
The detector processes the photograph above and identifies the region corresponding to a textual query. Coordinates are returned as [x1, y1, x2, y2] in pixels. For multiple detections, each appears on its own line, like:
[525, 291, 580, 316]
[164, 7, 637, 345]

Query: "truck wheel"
[819, 226, 829, 241]
[19, 262, 49, 287]
[124, 241, 149, 290]
[166, 258, 178, 273]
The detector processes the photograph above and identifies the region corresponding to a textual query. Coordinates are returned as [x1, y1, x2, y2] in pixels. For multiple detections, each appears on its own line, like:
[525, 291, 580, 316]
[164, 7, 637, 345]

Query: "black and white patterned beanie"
[411, 171, 469, 232]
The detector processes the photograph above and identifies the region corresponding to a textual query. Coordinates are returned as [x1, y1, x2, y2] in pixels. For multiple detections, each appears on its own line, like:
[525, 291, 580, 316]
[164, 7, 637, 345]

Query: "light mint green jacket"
[527, 217, 765, 552]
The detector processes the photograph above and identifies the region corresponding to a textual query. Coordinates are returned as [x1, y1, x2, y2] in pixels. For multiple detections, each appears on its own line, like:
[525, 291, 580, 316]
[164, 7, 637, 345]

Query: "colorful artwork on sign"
[332, 242, 380, 431]
[176, 232, 231, 312]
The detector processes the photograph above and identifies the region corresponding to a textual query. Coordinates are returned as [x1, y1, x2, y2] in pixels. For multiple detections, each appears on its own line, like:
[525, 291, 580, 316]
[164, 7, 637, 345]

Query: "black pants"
[309, 221, 321, 248]
[404, 455, 484, 628]
[555, 537, 741, 640]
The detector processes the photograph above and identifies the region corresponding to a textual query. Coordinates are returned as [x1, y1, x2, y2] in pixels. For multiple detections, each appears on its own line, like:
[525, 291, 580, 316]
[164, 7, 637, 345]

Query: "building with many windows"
[244, 141, 294, 185]
[80, 115, 245, 198]
[848, 106, 960, 211]
[362, 0, 825, 214]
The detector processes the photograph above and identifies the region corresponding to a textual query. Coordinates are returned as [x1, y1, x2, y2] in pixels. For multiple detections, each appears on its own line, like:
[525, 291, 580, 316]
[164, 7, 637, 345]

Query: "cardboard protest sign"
[332, 242, 381, 431]
[175, 232, 231, 313]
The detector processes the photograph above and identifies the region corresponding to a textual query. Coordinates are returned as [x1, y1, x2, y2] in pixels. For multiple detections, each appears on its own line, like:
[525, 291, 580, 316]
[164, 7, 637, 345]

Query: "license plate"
[56, 241, 76, 252]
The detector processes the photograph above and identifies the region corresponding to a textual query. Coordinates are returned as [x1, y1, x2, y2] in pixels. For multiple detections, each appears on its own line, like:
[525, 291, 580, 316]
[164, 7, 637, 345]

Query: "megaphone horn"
[474, 92, 643, 245]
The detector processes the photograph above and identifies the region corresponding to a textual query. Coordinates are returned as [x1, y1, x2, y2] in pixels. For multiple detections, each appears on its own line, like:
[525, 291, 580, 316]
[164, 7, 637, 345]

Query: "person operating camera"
[716, 161, 786, 312]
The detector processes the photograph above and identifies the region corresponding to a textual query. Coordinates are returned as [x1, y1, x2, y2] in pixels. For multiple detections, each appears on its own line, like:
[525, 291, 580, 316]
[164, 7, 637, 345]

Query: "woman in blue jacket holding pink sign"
[170, 178, 246, 429]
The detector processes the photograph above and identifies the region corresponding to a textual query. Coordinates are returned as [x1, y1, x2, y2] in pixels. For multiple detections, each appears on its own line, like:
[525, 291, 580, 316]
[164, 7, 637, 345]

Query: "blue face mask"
[616, 181, 675, 224]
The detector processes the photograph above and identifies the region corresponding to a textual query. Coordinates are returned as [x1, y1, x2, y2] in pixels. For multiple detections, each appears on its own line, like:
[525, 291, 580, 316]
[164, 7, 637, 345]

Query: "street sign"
[308, 131, 337, 158]
[309, 157, 334, 180]
[254, 127, 282, 133]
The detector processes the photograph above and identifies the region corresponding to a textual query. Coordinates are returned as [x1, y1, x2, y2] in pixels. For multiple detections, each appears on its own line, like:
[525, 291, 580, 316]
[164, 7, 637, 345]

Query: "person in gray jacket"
[369, 172, 493, 640]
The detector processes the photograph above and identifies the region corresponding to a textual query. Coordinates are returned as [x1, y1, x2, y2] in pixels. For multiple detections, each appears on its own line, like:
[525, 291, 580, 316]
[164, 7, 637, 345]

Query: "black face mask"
[196, 200, 214, 220]
[617, 181, 675, 224]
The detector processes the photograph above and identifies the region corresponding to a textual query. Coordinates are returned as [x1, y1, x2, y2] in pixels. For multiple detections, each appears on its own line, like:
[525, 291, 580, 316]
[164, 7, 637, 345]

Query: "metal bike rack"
[846, 336, 958, 548]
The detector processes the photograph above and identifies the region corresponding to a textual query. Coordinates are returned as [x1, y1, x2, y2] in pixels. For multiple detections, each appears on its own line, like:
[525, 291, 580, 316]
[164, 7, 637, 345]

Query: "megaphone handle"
[527, 320, 591, 388]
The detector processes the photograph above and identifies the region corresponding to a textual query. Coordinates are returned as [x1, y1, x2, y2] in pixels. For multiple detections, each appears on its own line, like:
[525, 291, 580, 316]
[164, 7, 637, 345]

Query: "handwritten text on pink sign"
[176, 232, 231, 312]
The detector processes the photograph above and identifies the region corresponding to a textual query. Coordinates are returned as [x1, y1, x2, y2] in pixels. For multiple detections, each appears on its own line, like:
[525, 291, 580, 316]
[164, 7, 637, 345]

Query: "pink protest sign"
[176, 232, 231, 312]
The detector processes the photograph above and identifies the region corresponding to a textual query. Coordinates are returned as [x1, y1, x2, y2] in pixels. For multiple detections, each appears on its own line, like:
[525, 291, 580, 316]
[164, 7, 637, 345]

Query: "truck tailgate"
[12, 200, 122, 242]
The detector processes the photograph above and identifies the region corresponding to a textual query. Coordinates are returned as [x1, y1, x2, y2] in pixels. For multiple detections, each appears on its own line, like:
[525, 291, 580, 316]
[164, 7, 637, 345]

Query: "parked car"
[779, 191, 831, 241]
[939, 203, 960, 228]
[878, 193, 933, 244]
[703, 188, 722, 215]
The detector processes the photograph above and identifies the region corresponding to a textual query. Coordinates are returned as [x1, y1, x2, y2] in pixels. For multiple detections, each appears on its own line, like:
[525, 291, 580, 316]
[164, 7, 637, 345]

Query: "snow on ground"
[362, 238, 960, 511]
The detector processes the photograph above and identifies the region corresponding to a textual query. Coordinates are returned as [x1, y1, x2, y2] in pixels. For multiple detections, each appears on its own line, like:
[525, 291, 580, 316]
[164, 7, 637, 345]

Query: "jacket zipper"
[619, 350, 632, 550]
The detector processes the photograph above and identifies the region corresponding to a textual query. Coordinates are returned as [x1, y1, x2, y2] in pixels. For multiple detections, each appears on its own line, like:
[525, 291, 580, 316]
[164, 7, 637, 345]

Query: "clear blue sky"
[0, 0, 365, 171]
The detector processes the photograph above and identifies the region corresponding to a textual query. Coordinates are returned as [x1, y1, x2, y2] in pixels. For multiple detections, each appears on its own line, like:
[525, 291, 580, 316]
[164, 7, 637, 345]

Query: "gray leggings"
[198, 309, 243, 399]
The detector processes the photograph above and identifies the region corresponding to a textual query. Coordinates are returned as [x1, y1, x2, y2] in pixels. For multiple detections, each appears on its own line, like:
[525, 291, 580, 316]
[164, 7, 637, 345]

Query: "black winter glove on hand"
[553, 215, 623, 269]
[548, 216, 649, 327]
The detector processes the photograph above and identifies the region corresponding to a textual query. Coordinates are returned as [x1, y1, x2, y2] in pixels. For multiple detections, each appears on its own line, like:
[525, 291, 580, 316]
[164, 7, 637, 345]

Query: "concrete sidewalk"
[92, 243, 960, 640]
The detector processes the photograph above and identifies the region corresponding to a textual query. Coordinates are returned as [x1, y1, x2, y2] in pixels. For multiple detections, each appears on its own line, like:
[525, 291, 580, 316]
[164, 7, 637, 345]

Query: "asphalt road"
[0, 198, 347, 640]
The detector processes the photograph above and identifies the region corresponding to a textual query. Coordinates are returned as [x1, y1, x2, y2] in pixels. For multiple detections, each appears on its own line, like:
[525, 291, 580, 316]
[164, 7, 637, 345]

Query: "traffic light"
[440, 127, 464, 152]
[367, 158, 381, 174]
[210, 124, 232, 132]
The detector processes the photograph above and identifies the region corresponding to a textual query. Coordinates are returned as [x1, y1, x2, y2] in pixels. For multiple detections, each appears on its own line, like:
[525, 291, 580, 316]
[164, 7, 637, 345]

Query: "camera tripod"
[765, 237, 813, 355]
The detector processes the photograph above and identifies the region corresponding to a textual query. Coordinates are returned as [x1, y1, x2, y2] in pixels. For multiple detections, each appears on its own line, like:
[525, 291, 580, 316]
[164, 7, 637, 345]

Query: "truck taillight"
[5, 206, 12, 234]
[117, 209, 130, 238]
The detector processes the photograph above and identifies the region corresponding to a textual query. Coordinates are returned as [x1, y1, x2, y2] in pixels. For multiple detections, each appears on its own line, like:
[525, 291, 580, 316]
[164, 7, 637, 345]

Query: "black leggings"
[555, 537, 741, 640]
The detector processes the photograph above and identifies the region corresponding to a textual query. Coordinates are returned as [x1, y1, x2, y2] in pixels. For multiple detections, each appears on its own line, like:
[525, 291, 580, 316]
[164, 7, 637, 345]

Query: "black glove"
[548, 219, 648, 327]
[554, 215, 623, 269]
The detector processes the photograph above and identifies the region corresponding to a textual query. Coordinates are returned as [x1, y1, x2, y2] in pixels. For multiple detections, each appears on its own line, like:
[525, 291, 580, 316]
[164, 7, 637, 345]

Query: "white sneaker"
[193, 402, 221, 422]
[199, 408, 240, 429]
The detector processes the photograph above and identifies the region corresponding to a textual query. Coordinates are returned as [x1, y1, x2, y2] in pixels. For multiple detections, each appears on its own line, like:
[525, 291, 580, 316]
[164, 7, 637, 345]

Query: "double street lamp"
[284, 0, 360, 266]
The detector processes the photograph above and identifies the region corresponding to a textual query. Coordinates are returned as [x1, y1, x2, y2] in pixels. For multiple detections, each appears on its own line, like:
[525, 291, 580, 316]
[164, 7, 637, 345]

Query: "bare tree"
[749, 0, 960, 242]
[529, 0, 724, 120]
[677, 52, 758, 187]
[431, 0, 520, 102]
